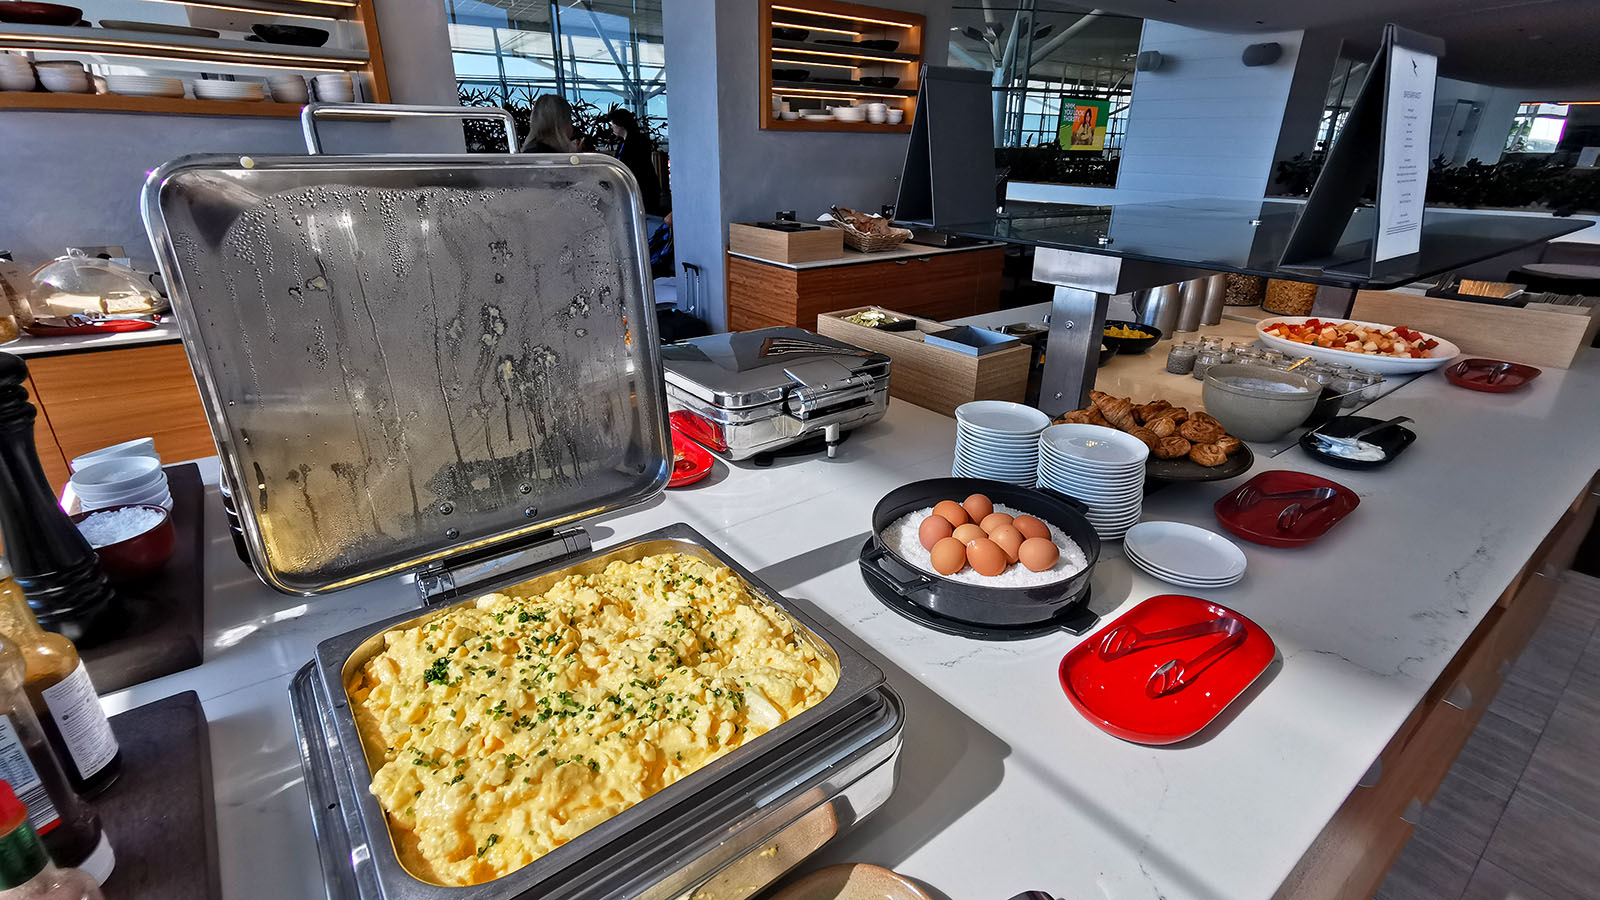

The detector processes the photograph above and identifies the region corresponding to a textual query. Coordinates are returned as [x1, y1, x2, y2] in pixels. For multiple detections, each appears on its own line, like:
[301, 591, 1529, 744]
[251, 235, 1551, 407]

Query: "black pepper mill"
[0, 353, 117, 645]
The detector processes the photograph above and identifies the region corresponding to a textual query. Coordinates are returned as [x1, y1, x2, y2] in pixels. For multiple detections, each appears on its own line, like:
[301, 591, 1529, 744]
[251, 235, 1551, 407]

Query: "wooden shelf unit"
[760, 0, 924, 133]
[0, 0, 389, 116]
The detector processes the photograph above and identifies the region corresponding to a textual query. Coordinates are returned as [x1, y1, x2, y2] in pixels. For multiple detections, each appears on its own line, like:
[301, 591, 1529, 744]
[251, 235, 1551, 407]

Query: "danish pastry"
[1216, 435, 1242, 456]
[1126, 427, 1159, 451]
[1153, 436, 1192, 459]
[1188, 442, 1228, 466]
[1178, 417, 1226, 444]
[1147, 416, 1177, 438]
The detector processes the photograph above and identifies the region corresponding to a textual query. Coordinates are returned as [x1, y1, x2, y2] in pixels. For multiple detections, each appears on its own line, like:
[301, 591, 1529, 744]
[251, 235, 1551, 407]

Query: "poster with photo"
[1058, 97, 1110, 151]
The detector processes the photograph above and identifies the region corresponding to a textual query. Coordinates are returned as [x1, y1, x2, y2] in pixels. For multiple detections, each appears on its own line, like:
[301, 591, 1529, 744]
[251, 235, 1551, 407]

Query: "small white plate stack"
[194, 79, 264, 101]
[268, 74, 309, 104]
[68, 455, 172, 512]
[0, 54, 35, 92]
[1123, 521, 1247, 588]
[36, 61, 91, 94]
[952, 401, 1050, 486]
[106, 74, 184, 98]
[312, 73, 354, 102]
[1036, 424, 1148, 539]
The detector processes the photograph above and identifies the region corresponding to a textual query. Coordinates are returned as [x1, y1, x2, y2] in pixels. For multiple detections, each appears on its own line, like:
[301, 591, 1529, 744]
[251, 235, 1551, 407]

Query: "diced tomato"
[1305, 318, 1322, 328]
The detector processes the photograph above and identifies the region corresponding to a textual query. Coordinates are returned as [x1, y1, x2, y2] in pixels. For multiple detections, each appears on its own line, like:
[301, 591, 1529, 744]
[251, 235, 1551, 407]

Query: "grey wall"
[662, 0, 953, 332]
[0, 0, 459, 269]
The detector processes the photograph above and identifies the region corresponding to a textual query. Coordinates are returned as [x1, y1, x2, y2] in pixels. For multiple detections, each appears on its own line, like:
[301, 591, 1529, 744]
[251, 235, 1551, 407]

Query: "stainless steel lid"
[661, 327, 888, 409]
[143, 152, 669, 594]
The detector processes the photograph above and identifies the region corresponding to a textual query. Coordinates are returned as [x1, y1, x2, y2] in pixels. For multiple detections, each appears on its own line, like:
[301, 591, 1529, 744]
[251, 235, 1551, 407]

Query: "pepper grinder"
[0, 354, 117, 646]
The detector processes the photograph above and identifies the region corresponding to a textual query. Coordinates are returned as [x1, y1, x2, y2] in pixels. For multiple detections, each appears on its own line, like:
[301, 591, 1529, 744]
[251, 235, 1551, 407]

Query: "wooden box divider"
[817, 307, 1029, 417]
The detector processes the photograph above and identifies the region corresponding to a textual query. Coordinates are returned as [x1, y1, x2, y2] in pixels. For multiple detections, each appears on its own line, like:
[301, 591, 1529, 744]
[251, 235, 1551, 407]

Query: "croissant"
[1153, 436, 1192, 459]
[1189, 442, 1228, 466]
[1133, 400, 1171, 424]
[1147, 416, 1177, 438]
[1147, 406, 1189, 425]
[1054, 408, 1097, 425]
[1126, 427, 1159, 451]
[1179, 417, 1225, 444]
[1216, 435, 1243, 456]
[1094, 394, 1138, 431]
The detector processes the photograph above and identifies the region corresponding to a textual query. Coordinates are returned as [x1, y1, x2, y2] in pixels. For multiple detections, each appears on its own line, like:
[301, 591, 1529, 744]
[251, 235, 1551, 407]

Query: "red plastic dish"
[1444, 357, 1541, 393]
[1213, 471, 1359, 548]
[23, 318, 158, 337]
[667, 427, 714, 488]
[1059, 595, 1276, 744]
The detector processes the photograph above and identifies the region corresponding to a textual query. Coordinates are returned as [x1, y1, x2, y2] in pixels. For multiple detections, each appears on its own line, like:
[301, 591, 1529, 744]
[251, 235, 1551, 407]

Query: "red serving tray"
[1444, 357, 1541, 393]
[24, 318, 158, 337]
[1213, 471, 1359, 548]
[1060, 595, 1276, 745]
[667, 426, 714, 488]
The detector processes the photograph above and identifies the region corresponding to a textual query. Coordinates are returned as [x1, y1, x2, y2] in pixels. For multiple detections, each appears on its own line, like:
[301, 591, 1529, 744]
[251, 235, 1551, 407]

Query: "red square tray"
[1213, 470, 1359, 548]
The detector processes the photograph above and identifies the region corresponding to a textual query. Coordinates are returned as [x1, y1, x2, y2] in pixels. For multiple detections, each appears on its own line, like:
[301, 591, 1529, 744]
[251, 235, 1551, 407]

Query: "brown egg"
[988, 525, 1024, 563]
[980, 512, 1014, 534]
[966, 538, 1008, 576]
[963, 493, 994, 522]
[933, 500, 970, 528]
[953, 523, 988, 545]
[1013, 515, 1050, 541]
[1018, 537, 1060, 572]
[918, 515, 954, 551]
[930, 537, 968, 575]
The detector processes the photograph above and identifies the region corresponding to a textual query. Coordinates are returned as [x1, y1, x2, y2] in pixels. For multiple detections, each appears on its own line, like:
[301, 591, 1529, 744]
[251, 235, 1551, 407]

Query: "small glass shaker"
[1166, 340, 1199, 375]
[1359, 371, 1385, 402]
[1193, 343, 1228, 380]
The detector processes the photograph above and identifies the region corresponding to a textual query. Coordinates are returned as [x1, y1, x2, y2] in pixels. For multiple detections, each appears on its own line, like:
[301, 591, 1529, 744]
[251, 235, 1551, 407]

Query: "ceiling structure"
[1048, 0, 1600, 99]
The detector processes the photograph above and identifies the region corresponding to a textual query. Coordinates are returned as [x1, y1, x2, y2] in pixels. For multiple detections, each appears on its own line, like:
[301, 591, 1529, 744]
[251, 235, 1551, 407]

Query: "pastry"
[1191, 410, 1223, 429]
[1133, 400, 1170, 424]
[1087, 406, 1111, 428]
[1188, 442, 1228, 467]
[1153, 435, 1191, 459]
[1147, 416, 1176, 438]
[1054, 408, 1096, 425]
[1091, 393, 1137, 431]
[1147, 406, 1189, 425]
[1126, 427, 1158, 451]
[1178, 417, 1225, 444]
[1216, 435, 1242, 456]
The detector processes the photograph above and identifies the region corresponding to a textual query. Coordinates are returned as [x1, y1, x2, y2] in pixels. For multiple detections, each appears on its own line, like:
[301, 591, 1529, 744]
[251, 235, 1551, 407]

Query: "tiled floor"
[1377, 571, 1600, 900]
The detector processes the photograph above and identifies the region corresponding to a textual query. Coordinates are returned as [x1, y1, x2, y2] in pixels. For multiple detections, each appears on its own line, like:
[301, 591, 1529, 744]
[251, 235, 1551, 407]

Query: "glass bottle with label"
[0, 566, 119, 798]
[0, 638, 110, 885]
[0, 781, 103, 899]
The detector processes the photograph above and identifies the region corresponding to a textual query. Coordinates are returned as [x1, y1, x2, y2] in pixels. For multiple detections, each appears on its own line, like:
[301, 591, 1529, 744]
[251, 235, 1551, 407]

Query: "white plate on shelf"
[1254, 316, 1460, 374]
[1123, 521, 1247, 582]
[194, 81, 264, 100]
[801, 113, 834, 121]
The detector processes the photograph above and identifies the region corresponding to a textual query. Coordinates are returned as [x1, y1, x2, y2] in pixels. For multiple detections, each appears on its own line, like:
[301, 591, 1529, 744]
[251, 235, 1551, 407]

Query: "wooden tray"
[1351, 290, 1599, 369]
[817, 307, 1029, 416]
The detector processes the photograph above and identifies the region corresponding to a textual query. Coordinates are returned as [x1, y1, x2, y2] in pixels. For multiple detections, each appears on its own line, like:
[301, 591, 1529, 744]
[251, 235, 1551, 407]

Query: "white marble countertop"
[5, 322, 181, 357]
[729, 240, 1002, 270]
[99, 349, 1600, 900]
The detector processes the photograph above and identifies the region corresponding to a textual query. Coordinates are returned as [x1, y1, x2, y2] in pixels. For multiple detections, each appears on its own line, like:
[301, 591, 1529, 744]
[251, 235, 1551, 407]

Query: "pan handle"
[1033, 485, 1091, 516]
[301, 102, 520, 154]
[860, 541, 932, 596]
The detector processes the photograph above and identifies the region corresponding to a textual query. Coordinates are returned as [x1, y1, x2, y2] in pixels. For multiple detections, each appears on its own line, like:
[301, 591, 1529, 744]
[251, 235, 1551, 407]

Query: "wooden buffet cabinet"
[23, 343, 213, 491]
[726, 245, 1004, 331]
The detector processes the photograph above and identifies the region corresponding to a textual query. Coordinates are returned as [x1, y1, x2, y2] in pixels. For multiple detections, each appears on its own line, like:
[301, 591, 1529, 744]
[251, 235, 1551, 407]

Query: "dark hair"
[524, 94, 574, 152]
[604, 108, 640, 135]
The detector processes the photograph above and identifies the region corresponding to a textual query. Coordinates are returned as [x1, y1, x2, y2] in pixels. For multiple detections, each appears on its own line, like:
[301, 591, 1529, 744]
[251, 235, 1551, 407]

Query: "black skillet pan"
[859, 477, 1101, 630]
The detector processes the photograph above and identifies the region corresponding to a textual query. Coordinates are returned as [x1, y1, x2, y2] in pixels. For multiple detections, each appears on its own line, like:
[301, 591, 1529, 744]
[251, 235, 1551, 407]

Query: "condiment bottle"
[0, 781, 104, 899]
[0, 638, 111, 885]
[0, 567, 119, 799]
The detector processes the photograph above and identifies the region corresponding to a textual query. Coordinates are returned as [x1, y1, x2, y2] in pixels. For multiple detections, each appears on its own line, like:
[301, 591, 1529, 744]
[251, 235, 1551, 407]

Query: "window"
[1505, 102, 1568, 154]
[446, 0, 667, 150]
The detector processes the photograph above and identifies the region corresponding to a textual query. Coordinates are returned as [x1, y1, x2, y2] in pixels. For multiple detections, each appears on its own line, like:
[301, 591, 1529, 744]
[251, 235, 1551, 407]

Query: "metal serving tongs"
[1097, 614, 1243, 661]
[1231, 484, 1337, 512]
[1145, 618, 1248, 698]
[1307, 415, 1413, 452]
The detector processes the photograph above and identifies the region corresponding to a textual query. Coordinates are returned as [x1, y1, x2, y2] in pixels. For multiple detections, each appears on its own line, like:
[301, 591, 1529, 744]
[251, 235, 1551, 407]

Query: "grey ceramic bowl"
[1202, 364, 1322, 441]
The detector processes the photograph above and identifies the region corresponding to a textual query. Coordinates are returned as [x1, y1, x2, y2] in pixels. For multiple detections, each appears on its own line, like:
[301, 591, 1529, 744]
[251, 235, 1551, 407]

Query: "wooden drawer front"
[24, 374, 69, 489]
[796, 248, 1003, 327]
[26, 344, 215, 486]
[727, 255, 800, 332]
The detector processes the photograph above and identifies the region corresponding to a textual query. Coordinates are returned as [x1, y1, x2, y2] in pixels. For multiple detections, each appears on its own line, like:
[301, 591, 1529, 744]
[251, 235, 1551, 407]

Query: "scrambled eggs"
[349, 552, 838, 886]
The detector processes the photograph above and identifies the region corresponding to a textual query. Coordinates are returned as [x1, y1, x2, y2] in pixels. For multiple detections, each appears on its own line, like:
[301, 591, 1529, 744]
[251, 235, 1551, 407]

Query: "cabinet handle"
[1401, 798, 1425, 825]
[893, 260, 909, 265]
[1358, 758, 1383, 788]
[1444, 683, 1473, 711]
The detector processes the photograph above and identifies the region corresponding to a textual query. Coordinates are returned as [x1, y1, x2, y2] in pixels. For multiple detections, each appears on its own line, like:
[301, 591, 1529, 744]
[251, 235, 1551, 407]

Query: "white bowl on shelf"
[194, 80, 265, 101]
[268, 74, 308, 103]
[312, 73, 354, 101]
[778, 110, 800, 120]
[801, 112, 834, 121]
[887, 109, 904, 124]
[38, 68, 91, 94]
[0, 67, 34, 92]
[106, 74, 184, 98]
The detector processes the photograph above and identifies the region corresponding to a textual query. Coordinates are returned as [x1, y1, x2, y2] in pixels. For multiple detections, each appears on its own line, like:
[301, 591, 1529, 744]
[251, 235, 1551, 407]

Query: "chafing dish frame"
[290, 522, 900, 900]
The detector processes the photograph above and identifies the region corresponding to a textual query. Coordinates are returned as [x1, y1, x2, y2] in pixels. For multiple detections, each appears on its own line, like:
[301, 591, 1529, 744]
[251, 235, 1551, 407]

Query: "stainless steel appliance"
[142, 105, 903, 900]
[662, 327, 891, 460]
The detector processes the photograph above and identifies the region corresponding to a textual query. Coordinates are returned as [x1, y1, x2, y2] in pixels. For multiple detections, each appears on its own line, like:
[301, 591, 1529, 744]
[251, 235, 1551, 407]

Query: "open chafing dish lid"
[661, 327, 888, 409]
[142, 152, 670, 595]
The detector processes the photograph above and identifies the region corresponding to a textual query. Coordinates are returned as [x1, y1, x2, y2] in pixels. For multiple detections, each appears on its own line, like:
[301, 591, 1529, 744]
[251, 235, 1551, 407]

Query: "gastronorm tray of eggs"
[921, 494, 1058, 576]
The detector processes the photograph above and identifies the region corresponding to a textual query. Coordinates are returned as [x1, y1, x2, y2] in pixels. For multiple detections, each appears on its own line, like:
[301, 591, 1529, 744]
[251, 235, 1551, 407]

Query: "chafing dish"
[662, 327, 890, 460]
[142, 127, 902, 900]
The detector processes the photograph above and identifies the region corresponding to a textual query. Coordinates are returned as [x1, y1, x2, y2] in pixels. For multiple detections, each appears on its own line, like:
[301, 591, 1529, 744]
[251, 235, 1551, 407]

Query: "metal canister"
[1131, 283, 1182, 336]
[1174, 277, 1208, 333]
[1201, 274, 1227, 325]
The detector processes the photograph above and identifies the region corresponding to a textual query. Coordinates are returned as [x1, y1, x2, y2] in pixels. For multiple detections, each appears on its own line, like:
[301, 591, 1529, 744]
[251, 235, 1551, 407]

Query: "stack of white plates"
[1037, 423, 1147, 539]
[106, 74, 184, 98]
[1123, 521, 1247, 588]
[952, 401, 1050, 486]
[70, 437, 158, 473]
[268, 74, 309, 103]
[194, 79, 265, 101]
[0, 54, 35, 92]
[36, 61, 91, 94]
[312, 73, 354, 102]
[69, 456, 172, 512]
